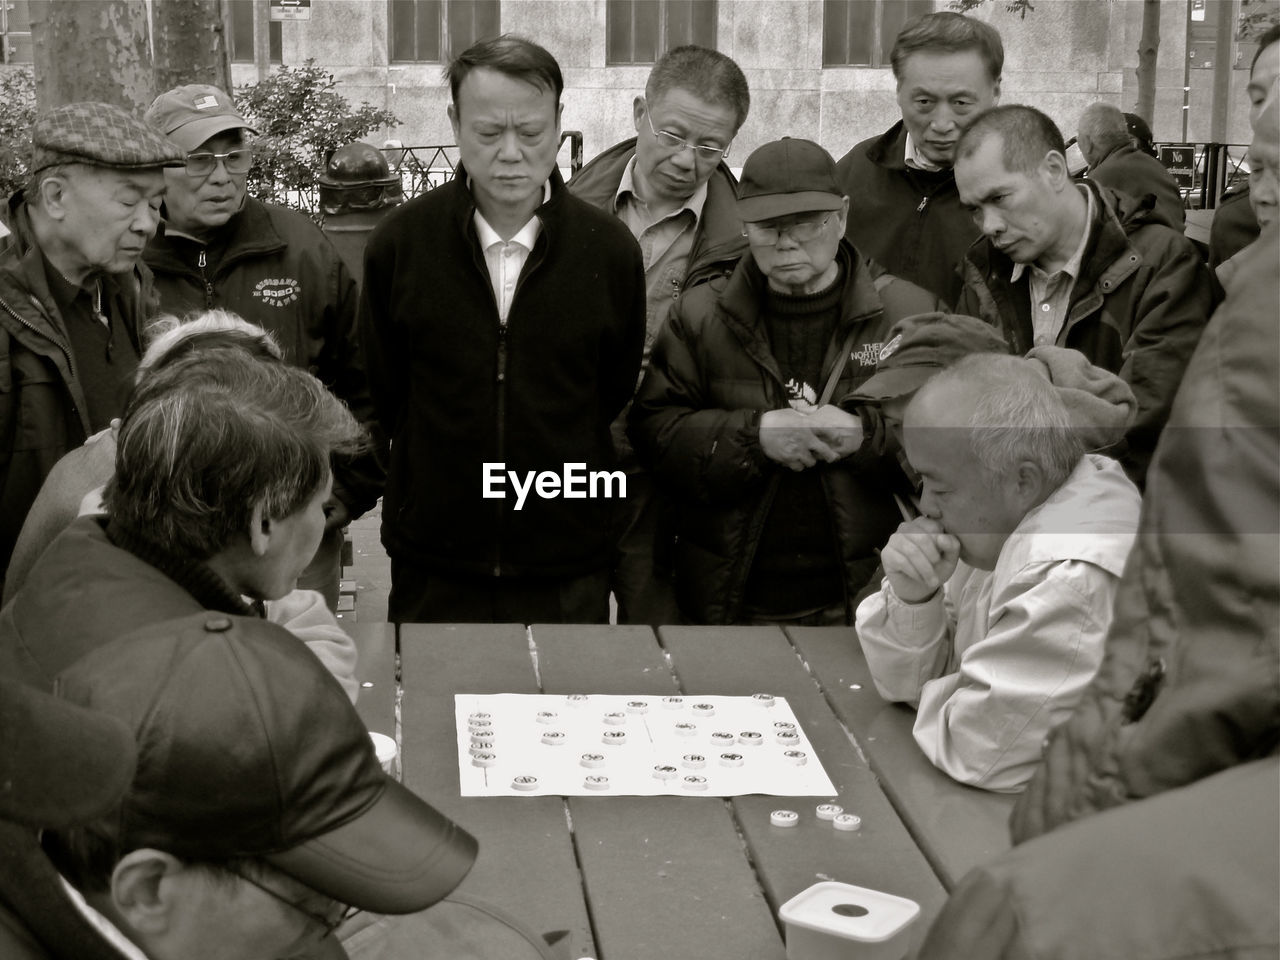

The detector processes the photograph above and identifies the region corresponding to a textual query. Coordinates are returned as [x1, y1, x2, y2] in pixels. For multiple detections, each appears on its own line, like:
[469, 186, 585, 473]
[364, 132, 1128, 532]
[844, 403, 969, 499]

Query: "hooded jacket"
[569, 138, 745, 291]
[956, 181, 1216, 487]
[143, 195, 383, 517]
[1085, 141, 1186, 231]
[834, 121, 978, 307]
[358, 168, 645, 578]
[628, 241, 942, 624]
[1011, 221, 1280, 842]
[0, 195, 153, 589]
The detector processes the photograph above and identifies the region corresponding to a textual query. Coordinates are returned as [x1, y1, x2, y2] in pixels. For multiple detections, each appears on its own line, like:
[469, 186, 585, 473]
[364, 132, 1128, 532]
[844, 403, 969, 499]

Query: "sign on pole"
[270, 0, 311, 21]
[1158, 145, 1197, 190]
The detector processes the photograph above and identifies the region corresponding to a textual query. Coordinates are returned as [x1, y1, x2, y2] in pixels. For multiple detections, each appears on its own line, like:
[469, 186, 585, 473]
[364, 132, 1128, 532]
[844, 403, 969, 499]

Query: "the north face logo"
[851, 342, 884, 367]
[253, 277, 300, 307]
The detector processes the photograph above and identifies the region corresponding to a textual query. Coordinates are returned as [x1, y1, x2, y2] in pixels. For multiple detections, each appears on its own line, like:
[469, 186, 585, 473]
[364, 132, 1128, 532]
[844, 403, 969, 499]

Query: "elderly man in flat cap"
[0, 102, 183, 593]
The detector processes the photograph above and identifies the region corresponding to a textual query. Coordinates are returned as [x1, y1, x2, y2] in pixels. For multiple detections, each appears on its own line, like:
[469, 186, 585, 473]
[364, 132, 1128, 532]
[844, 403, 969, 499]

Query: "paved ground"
[341, 503, 390, 623]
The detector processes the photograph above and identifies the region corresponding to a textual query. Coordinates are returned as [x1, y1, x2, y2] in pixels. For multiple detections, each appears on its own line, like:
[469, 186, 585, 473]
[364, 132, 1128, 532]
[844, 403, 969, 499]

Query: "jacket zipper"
[0, 294, 81, 390]
[198, 250, 214, 308]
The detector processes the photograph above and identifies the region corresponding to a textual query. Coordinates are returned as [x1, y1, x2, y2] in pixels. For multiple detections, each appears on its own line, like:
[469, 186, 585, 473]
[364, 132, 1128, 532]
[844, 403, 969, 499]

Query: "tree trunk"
[1134, 0, 1162, 125]
[29, 0, 151, 110]
[152, 0, 232, 96]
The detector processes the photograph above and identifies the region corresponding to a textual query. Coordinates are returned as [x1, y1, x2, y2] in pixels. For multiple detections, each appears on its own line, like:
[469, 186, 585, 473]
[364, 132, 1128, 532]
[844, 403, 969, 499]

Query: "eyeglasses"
[742, 214, 835, 246]
[644, 111, 731, 161]
[184, 148, 253, 177]
[227, 866, 359, 937]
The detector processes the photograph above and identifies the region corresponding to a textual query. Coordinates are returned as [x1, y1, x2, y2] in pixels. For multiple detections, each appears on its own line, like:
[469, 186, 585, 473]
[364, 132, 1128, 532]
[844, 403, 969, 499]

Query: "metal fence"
[1154, 141, 1250, 208]
[381, 130, 585, 199]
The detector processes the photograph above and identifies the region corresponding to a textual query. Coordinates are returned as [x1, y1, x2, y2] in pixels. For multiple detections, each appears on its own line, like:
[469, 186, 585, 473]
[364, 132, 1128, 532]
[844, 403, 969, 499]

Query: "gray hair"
[646, 45, 750, 132]
[931, 353, 1084, 489]
[1078, 102, 1130, 157]
[106, 350, 366, 559]
[890, 11, 1004, 84]
[139, 309, 282, 382]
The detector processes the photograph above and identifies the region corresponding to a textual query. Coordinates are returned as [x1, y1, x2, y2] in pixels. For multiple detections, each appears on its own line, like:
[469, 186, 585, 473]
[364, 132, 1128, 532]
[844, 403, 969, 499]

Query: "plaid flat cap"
[31, 101, 186, 175]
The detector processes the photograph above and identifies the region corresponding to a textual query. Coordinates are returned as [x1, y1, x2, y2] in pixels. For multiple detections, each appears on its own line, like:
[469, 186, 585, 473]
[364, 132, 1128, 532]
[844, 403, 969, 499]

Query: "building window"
[2, 0, 32, 64]
[228, 0, 282, 64]
[607, 0, 716, 65]
[823, 0, 933, 68]
[389, 0, 500, 64]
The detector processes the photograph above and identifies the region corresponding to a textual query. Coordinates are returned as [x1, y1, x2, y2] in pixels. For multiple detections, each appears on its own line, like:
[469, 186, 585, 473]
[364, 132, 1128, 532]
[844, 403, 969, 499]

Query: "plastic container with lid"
[779, 881, 920, 960]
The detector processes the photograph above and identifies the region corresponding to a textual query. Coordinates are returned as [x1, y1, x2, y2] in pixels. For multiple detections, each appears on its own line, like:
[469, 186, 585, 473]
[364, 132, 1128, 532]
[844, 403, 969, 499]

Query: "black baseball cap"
[55, 613, 477, 913]
[738, 137, 845, 222]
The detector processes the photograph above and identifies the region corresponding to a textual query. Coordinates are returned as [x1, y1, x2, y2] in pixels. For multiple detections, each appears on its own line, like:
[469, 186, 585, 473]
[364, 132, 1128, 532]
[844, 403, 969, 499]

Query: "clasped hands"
[758, 405, 863, 471]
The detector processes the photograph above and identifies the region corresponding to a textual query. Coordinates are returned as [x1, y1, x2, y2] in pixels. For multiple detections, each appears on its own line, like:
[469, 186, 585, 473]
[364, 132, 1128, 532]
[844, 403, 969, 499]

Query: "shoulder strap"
[817, 323, 863, 406]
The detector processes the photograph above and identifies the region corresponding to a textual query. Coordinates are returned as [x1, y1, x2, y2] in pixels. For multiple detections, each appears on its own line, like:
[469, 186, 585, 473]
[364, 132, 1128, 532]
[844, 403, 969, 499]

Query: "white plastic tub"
[779, 881, 921, 960]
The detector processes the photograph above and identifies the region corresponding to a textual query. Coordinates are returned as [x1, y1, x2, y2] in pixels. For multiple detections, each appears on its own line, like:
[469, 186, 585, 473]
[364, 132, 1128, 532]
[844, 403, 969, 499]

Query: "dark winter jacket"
[834, 121, 977, 306]
[1085, 141, 1186, 231]
[0, 196, 152, 591]
[1010, 221, 1280, 843]
[569, 137, 746, 292]
[144, 196, 383, 517]
[629, 241, 942, 624]
[956, 182, 1216, 486]
[357, 169, 646, 578]
[1207, 184, 1258, 270]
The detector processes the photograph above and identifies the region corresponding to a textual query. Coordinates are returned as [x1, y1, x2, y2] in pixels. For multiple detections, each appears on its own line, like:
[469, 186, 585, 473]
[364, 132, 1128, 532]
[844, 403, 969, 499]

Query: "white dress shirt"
[472, 181, 550, 322]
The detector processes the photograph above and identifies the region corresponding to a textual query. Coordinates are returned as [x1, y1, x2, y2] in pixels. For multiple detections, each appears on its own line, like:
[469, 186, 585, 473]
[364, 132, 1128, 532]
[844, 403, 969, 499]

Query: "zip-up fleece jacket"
[0, 196, 152, 588]
[568, 137, 747, 293]
[143, 196, 384, 517]
[628, 241, 943, 624]
[357, 168, 646, 577]
[956, 181, 1216, 487]
[835, 121, 978, 307]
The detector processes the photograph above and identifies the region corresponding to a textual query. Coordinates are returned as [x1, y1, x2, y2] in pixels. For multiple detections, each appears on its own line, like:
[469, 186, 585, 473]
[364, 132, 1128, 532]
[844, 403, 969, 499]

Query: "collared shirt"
[1011, 186, 1095, 346]
[59, 874, 150, 960]
[904, 132, 944, 173]
[472, 180, 551, 322]
[613, 157, 707, 367]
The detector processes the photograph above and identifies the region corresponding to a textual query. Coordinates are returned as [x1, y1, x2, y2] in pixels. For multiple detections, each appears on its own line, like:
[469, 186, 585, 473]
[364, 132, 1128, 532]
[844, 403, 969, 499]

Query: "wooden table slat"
[399, 623, 596, 958]
[532, 624, 787, 960]
[658, 625, 948, 956]
[785, 626, 1014, 890]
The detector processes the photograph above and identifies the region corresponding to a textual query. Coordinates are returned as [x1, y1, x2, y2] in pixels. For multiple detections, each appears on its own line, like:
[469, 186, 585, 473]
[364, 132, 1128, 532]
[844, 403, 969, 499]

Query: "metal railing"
[380, 130, 584, 199]
[1153, 141, 1250, 209]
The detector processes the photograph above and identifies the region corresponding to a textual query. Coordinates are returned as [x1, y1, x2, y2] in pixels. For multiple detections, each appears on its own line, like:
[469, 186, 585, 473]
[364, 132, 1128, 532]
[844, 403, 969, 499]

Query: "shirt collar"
[1011, 185, 1095, 283]
[471, 179, 550, 251]
[614, 156, 709, 223]
[58, 874, 150, 960]
[903, 132, 944, 172]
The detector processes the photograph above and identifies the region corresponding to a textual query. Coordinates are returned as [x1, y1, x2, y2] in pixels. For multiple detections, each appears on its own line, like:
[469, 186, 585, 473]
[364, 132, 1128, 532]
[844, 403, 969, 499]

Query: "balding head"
[1076, 102, 1130, 168]
[904, 354, 1085, 569]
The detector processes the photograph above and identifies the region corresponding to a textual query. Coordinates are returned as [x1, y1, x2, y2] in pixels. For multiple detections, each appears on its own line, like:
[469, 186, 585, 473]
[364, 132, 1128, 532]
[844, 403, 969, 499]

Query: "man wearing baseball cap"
[0, 101, 183, 594]
[143, 84, 382, 611]
[31, 612, 476, 960]
[630, 136, 943, 625]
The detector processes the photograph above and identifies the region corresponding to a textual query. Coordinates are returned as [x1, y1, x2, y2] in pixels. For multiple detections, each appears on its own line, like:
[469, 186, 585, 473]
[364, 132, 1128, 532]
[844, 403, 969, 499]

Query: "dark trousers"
[388, 560, 610, 624]
[610, 468, 683, 626]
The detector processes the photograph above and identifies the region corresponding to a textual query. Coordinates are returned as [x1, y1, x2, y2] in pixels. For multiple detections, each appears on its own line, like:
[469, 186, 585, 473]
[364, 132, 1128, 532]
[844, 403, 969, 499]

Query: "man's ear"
[632, 95, 646, 135]
[1012, 459, 1048, 509]
[1040, 150, 1071, 191]
[447, 101, 460, 142]
[37, 173, 72, 221]
[110, 848, 185, 937]
[248, 500, 271, 558]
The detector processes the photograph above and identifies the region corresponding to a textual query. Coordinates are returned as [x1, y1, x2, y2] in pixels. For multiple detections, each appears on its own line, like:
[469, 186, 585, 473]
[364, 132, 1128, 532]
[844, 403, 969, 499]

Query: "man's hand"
[323, 498, 352, 532]
[881, 516, 961, 603]
[759, 408, 838, 471]
[805, 404, 864, 459]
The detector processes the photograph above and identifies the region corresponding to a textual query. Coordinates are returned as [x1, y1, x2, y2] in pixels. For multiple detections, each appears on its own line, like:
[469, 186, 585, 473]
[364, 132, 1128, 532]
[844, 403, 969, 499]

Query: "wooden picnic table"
[349, 622, 1015, 960]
